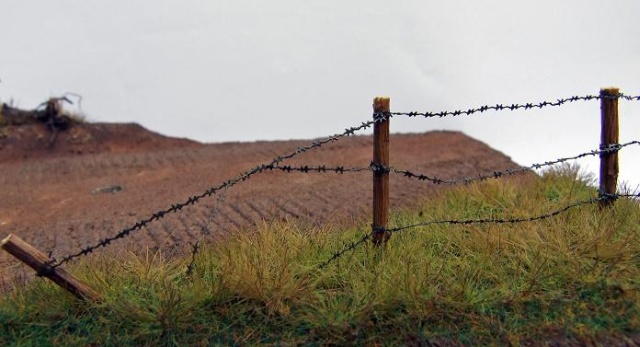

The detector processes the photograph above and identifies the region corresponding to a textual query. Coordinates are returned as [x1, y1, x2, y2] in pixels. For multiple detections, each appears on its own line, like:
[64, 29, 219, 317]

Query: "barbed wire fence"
[2, 90, 639, 301]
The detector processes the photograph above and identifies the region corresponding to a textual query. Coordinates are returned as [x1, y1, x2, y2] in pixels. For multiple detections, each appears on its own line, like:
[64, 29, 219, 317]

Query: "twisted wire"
[618, 93, 640, 101]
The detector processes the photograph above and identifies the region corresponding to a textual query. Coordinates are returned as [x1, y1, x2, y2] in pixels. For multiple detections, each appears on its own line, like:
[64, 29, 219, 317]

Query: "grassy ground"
[1, 166, 639, 346]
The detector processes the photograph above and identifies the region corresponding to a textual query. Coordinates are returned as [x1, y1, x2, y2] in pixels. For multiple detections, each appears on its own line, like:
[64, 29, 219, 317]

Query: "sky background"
[1, 1, 639, 189]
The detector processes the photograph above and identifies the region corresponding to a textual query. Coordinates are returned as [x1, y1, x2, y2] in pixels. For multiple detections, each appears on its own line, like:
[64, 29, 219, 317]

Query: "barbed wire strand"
[267, 164, 370, 174]
[42, 121, 376, 272]
[386, 141, 640, 185]
[381, 93, 640, 120]
[318, 193, 639, 269]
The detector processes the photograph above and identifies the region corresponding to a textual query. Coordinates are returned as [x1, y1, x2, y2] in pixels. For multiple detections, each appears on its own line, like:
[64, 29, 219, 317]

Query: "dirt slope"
[0, 122, 200, 163]
[0, 122, 525, 292]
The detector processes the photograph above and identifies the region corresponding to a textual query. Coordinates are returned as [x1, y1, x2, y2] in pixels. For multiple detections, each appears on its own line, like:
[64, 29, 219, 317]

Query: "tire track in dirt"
[245, 200, 272, 222]
[282, 199, 315, 219]
[227, 203, 261, 226]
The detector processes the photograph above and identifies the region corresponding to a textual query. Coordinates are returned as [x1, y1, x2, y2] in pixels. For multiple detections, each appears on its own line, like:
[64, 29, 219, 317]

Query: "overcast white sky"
[1, 1, 639, 189]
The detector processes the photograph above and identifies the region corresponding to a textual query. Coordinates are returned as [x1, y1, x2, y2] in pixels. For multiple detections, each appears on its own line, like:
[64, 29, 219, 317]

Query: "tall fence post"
[599, 87, 619, 208]
[372, 97, 391, 246]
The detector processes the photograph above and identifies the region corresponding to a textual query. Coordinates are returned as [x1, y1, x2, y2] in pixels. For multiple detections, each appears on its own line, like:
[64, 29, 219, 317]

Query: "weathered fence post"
[1, 234, 101, 302]
[599, 87, 619, 208]
[372, 97, 391, 246]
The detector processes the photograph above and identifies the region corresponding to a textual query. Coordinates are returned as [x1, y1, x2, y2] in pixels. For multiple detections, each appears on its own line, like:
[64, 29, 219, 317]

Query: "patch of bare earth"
[0, 122, 523, 293]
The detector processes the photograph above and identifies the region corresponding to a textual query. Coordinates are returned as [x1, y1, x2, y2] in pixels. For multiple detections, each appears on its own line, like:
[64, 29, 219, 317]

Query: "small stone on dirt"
[92, 185, 123, 194]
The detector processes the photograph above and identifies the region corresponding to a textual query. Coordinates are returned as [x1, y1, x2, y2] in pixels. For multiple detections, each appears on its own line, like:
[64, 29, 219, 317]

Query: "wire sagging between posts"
[37, 91, 640, 272]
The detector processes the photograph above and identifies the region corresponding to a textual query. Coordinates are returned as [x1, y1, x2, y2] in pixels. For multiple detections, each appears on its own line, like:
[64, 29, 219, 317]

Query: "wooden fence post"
[1, 234, 101, 302]
[372, 97, 391, 246]
[599, 87, 619, 208]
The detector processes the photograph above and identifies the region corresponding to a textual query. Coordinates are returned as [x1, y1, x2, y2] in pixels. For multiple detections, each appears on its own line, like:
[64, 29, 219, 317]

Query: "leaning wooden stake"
[372, 97, 391, 246]
[599, 87, 620, 208]
[1, 234, 101, 302]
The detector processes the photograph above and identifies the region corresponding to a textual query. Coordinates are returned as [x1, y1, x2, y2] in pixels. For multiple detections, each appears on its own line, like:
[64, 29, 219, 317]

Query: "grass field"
[1, 166, 639, 346]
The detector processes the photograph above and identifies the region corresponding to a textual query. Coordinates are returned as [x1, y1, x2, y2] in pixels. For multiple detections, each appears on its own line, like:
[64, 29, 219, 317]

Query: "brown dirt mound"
[0, 122, 201, 163]
[0, 122, 528, 294]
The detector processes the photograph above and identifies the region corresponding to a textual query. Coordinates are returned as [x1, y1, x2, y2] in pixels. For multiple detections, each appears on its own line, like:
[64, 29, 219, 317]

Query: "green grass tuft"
[2, 166, 639, 346]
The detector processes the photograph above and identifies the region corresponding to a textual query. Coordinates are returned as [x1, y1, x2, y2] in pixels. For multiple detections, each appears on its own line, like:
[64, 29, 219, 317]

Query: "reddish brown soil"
[0, 122, 523, 293]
